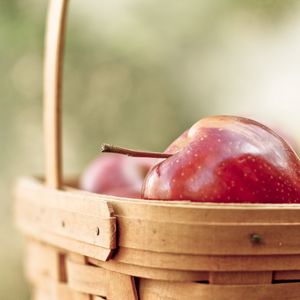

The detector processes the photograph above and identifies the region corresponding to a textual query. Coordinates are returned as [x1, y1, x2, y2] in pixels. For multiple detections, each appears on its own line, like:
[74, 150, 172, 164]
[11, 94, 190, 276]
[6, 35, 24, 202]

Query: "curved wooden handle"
[44, 0, 69, 189]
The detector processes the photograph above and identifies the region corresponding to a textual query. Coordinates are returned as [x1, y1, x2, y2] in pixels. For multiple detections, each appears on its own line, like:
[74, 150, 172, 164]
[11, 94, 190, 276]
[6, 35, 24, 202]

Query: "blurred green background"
[1, 0, 300, 299]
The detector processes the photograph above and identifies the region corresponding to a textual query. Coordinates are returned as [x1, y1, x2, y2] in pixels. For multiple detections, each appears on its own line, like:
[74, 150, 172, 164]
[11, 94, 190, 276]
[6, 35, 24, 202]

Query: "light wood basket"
[15, 1, 300, 299]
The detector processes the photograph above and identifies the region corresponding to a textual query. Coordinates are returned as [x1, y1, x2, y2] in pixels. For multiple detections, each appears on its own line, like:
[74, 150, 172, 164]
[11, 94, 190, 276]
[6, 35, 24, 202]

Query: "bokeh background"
[1, 0, 300, 299]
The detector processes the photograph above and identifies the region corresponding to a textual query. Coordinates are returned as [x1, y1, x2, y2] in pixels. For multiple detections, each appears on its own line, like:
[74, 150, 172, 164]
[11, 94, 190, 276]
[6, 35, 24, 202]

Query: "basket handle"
[44, 0, 68, 189]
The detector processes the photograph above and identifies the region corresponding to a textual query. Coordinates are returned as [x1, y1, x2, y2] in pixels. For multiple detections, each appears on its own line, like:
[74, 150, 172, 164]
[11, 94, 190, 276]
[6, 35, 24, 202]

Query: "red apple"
[80, 154, 154, 198]
[142, 116, 300, 203]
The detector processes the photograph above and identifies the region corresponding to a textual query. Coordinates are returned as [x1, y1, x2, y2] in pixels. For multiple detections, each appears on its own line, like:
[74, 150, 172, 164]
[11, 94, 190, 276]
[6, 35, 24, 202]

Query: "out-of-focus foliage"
[0, 2, 45, 300]
[1, 0, 300, 299]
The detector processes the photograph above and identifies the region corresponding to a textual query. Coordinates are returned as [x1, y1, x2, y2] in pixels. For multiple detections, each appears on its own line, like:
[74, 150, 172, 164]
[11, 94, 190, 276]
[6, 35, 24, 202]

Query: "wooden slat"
[72, 292, 91, 300]
[107, 193, 300, 224]
[209, 271, 272, 284]
[116, 216, 300, 255]
[88, 257, 208, 282]
[26, 240, 66, 282]
[26, 240, 59, 281]
[107, 270, 138, 300]
[67, 257, 107, 297]
[274, 271, 300, 281]
[56, 283, 74, 300]
[113, 247, 300, 272]
[16, 177, 114, 217]
[67, 257, 138, 299]
[15, 178, 116, 261]
[139, 280, 300, 300]
[33, 288, 52, 300]
[70, 254, 92, 300]
[31, 275, 74, 300]
[21, 227, 113, 262]
[15, 177, 116, 249]
[17, 195, 114, 248]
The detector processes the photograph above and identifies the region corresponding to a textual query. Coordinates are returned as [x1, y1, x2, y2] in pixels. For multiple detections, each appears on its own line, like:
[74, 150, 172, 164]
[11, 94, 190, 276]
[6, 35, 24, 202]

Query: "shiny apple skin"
[273, 127, 300, 156]
[80, 154, 153, 198]
[142, 116, 300, 203]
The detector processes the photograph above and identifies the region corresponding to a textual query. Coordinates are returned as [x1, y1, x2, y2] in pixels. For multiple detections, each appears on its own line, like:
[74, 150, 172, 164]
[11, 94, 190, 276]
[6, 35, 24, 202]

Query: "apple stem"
[100, 143, 172, 159]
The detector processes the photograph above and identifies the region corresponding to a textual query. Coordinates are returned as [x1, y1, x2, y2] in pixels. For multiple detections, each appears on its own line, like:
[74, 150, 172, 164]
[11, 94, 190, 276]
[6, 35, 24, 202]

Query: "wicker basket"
[15, 1, 300, 299]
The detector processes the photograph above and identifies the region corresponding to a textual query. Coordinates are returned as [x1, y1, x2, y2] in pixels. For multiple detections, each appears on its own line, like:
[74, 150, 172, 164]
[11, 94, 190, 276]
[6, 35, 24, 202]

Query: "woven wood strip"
[107, 195, 300, 224]
[33, 288, 52, 300]
[107, 270, 138, 300]
[139, 280, 300, 300]
[16, 177, 114, 217]
[66, 258, 107, 297]
[113, 247, 300, 272]
[31, 276, 74, 300]
[88, 257, 208, 282]
[209, 271, 272, 284]
[274, 270, 300, 281]
[70, 254, 93, 300]
[67, 257, 138, 299]
[72, 292, 91, 300]
[115, 216, 300, 255]
[33, 286, 74, 300]
[15, 177, 116, 261]
[26, 240, 65, 281]
[15, 177, 116, 248]
[23, 230, 113, 262]
[17, 197, 114, 248]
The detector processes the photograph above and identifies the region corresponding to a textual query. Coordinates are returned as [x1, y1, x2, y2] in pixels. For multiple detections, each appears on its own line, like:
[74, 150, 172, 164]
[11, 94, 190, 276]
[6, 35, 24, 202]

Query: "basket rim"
[15, 175, 300, 266]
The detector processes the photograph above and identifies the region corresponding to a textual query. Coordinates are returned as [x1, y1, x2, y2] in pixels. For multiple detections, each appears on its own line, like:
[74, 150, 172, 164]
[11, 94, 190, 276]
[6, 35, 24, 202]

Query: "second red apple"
[80, 154, 154, 198]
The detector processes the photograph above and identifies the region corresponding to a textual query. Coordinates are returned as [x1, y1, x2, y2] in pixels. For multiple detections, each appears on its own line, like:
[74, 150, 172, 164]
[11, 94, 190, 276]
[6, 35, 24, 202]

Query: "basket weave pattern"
[16, 176, 300, 299]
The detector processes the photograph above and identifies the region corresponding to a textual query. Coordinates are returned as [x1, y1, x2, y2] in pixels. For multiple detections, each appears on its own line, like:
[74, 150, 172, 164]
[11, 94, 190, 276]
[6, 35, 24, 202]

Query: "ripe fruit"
[142, 116, 300, 203]
[80, 154, 153, 198]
